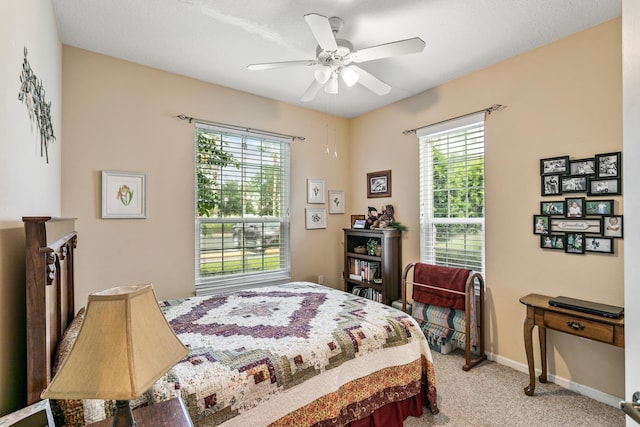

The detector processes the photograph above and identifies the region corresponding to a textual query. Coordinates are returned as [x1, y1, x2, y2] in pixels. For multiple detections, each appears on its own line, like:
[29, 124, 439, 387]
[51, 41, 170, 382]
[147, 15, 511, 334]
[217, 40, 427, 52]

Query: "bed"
[24, 217, 438, 426]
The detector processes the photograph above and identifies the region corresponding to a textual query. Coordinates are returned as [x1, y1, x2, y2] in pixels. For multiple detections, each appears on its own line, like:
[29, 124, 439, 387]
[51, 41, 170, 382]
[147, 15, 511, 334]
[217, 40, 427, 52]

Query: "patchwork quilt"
[53, 282, 438, 426]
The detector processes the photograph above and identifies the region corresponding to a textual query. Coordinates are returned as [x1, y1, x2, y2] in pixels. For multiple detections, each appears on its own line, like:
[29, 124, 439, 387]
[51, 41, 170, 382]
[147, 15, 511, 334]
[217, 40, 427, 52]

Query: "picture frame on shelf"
[603, 215, 623, 238]
[350, 214, 365, 228]
[565, 233, 585, 254]
[569, 158, 596, 176]
[305, 208, 327, 229]
[533, 215, 550, 235]
[541, 175, 561, 196]
[585, 236, 614, 254]
[307, 179, 326, 204]
[585, 199, 614, 215]
[565, 197, 585, 218]
[587, 177, 621, 196]
[540, 201, 564, 216]
[540, 156, 569, 175]
[595, 152, 622, 178]
[540, 234, 564, 250]
[328, 190, 345, 214]
[101, 170, 146, 219]
[561, 176, 587, 193]
[367, 170, 392, 198]
[550, 218, 602, 235]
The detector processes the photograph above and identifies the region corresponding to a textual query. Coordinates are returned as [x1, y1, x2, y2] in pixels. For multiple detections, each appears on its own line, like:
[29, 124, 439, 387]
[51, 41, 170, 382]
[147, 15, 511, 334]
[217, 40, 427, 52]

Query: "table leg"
[538, 325, 547, 383]
[523, 306, 536, 396]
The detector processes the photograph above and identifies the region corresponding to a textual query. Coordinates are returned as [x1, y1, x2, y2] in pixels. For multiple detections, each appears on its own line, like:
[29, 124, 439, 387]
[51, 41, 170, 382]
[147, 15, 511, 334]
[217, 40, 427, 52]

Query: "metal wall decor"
[18, 47, 56, 163]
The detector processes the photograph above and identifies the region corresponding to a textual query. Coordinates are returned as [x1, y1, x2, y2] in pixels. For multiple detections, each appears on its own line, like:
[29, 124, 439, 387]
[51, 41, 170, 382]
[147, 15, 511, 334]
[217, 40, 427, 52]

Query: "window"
[418, 112, 485, 274]
[195, 122, 290, 294]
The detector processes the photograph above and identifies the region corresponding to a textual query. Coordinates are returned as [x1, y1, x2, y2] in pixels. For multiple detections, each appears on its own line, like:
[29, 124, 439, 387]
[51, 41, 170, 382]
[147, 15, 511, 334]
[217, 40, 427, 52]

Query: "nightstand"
[86, 398, 193, 427]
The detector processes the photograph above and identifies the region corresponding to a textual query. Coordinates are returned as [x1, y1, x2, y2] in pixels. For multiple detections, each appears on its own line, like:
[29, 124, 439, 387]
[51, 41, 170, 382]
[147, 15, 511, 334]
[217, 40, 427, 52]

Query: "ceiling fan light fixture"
[314, 66, 332, 84]
[340, 67, 359, 87]
[325, 73, 339, 94]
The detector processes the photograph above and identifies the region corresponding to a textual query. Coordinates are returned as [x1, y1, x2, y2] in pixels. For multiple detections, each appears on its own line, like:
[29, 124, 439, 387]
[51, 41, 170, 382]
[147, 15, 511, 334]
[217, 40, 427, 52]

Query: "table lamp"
[41, 284, 189, 427]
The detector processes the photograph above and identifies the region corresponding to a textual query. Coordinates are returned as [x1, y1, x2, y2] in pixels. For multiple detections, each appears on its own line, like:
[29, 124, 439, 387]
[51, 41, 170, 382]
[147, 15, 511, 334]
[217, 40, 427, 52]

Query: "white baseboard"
[486, 351, 623, 408]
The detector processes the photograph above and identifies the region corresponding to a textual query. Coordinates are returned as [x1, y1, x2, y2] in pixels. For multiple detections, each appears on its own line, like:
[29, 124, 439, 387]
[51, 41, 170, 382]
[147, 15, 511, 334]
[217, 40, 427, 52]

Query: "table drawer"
[544, 311, 614, 343]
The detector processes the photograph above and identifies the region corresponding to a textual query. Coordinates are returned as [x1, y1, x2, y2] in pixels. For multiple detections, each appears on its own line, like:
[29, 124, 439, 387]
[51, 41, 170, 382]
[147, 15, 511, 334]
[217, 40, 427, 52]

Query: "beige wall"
[61, 46, 351, 305]
[0, 0, 61, 415]
[350, 19, 624, 397]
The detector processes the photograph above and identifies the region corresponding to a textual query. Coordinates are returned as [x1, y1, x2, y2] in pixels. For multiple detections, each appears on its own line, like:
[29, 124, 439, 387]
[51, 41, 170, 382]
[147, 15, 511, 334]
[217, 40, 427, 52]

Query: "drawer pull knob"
[567, 321, 585, 331]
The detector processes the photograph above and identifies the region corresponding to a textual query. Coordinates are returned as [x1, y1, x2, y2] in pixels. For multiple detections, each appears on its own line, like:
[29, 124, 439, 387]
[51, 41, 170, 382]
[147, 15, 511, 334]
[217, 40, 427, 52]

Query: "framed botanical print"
[307, 179, 326, 204]
[101, 170, 146, 219]
[328, 190, 345, 214]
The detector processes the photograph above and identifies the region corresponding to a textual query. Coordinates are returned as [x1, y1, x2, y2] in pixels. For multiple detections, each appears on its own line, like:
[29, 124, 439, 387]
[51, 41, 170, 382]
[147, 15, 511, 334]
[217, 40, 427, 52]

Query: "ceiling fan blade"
[304, 13, 338, 51]
[247, 59, 317, 71]
[300, 79, 323, 102]
[351, 37, 426, 63]
[350, 65, 391, 96]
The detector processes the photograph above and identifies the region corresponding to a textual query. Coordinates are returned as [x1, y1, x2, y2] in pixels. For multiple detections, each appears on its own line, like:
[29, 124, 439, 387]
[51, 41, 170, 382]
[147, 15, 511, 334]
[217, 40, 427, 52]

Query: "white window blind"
[418, 112, 485, 274]
[195, 122, 291, 295]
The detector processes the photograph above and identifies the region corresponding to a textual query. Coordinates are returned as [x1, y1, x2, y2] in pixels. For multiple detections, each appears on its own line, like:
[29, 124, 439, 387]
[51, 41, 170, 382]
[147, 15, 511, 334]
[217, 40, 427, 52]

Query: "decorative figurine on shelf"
[372, 205, 393, 229]
[366, 207, 378, 229]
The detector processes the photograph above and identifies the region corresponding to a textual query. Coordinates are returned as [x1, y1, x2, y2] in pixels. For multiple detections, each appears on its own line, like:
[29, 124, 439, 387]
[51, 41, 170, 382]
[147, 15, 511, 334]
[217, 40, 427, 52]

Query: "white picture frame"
[307, 179, 326, 204]
[306, 208, 327, 229]
[101, 170, 146, 219]
[328, 190, 345, 214]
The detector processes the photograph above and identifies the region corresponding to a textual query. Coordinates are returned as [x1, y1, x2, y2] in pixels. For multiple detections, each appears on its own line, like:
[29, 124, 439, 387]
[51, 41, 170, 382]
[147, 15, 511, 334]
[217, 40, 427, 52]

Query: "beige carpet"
[404, 350, 625, 427]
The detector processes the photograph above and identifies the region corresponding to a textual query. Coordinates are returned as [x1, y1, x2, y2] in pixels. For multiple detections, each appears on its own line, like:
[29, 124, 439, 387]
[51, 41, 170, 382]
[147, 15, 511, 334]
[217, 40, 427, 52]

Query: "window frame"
[418, 112, 486, 274]
[194, 122, 291, 295]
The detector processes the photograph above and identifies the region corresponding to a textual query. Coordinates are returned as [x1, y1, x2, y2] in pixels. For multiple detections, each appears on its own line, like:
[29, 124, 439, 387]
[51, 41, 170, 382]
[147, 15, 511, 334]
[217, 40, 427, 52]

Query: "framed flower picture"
[328, 190, 345, 214]
[101, 170, 146, 219]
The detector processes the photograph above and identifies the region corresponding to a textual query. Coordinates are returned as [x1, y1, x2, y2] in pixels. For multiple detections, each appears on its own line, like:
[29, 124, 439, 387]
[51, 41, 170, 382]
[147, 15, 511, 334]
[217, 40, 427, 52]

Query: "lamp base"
[112, 400, 136, 427]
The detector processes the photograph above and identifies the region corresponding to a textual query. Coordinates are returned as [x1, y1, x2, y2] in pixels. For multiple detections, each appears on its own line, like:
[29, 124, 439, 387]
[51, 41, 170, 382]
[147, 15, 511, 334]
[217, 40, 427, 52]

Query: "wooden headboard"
[23, 216, 77, 405]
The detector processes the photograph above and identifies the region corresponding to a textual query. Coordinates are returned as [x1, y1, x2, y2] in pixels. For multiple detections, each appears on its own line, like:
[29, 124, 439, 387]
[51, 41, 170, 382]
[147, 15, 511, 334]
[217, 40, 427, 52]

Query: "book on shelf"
[349, 259, 381, 282]
[351, 286, 382, 303]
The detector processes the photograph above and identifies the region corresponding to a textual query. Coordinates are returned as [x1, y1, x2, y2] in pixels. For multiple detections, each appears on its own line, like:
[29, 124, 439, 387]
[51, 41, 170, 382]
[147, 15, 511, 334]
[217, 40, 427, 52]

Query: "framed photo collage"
[535, 152, 623, 255]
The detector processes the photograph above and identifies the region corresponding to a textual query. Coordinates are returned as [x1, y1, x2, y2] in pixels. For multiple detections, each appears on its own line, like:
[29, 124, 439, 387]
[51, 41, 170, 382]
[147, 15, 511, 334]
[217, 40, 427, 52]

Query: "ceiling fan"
[247, 13, 426, 102]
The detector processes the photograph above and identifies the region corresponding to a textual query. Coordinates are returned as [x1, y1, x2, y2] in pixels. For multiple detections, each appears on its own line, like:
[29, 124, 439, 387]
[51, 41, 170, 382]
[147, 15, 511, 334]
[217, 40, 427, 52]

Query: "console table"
[519, 293, 624, 396]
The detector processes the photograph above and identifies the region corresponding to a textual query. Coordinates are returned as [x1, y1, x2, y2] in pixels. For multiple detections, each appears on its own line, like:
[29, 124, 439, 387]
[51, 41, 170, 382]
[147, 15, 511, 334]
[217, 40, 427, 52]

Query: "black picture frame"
[540, 156, 569, 176]
[533, 215, 550, 235]
[540, 200, 564, 216]
[565, 233, 585, 254]
[541, 175, 562, 196]
[585, 199, 614, 216]
[595, 152, 621, 178]
[561, 176, 587, 193]
[603, 215, 623, 238]
[565, 197, 585, 218]
[587, 177, 621, 196]
[569, 158, 596, 176]
[585, 236, 614, 254]
[540, 234, 565, 250]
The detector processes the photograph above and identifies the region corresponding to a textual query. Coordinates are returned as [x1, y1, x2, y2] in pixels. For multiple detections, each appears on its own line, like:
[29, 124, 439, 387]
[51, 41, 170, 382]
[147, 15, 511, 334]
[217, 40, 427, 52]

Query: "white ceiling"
[52, 0, 621, 118]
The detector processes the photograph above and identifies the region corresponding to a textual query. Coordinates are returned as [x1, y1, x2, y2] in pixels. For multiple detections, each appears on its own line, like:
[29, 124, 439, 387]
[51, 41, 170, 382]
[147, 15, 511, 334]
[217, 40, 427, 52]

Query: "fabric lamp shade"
[41, 284, 188, 401]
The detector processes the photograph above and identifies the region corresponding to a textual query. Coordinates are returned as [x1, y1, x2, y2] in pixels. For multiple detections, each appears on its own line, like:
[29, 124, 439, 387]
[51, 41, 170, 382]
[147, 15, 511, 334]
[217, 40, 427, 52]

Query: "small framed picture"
[540, 201, 565, 216]
[565, 233, 585, 254]
[541, 175, 562, 196]
[587, 177, 621, 196]
[540, 156, 569, 176]
[350, 214, 365, 228]
[569, 158, 596, 176]
[550, 218, 602, 235]
[561, 176, 587, 193]
[540, 234, 565, 250]
[565, 197, 585, 218]
[307, 179, 326, 204]
[603, 215, 623, 238]
[585, 199, 613, 216]
[533, 215, 550, 235]
[585, 236, 614, 254]
[595, 152, 621, 178]
[540, 201, 564, 216]
[101, 170, 146, 219]
[328, 190, 345, 214]
[367, 170, 392, 198]
[305, 208, 327, 229]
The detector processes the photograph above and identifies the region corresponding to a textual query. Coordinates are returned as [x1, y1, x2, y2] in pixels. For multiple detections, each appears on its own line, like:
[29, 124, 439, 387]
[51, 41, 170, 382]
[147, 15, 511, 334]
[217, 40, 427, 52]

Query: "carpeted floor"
[404, 349, 625, 426]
